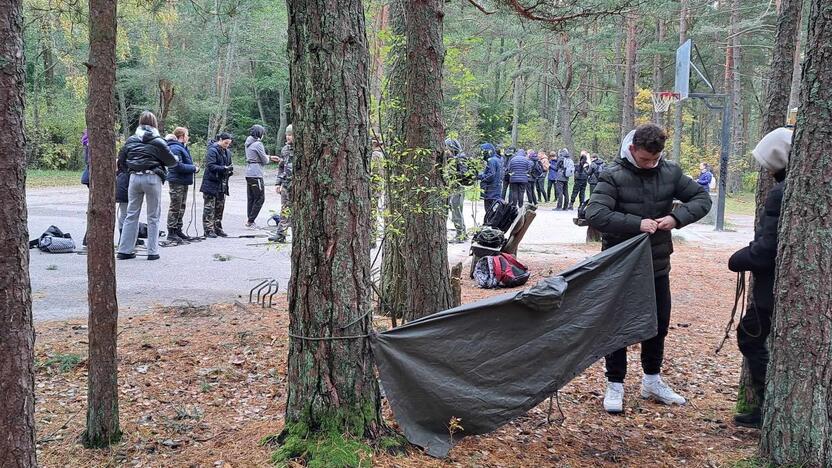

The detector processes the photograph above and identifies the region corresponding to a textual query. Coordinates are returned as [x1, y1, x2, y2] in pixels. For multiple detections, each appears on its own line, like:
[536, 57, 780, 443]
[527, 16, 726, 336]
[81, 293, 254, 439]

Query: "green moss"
[376, 434, 409, 455]
[42, 353, 82, 373]
[269, 421, 372, 467]
[735, 383, 760, 415]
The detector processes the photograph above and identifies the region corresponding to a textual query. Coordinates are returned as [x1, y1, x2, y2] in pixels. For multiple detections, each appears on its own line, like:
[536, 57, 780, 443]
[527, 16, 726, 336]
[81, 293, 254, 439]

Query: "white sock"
[643, 373, 660, 385]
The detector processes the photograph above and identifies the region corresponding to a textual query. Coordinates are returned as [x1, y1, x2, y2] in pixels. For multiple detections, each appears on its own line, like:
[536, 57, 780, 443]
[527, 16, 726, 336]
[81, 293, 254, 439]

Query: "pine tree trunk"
[760, 2, 832, 462]
[736, 0, 803, 413]
[82, 0, 121, 448]
[510, 39, 524, 148]
[281, 0, 382, 452]
[277, 85, 287, 147]
[556, 33, 574, 156]
[0, 0, 37, 463]
[652, 19, 665, 124]
[381, 0, 453, 323]
[621, 11, 638, 139]
[672, 0, 688, 161]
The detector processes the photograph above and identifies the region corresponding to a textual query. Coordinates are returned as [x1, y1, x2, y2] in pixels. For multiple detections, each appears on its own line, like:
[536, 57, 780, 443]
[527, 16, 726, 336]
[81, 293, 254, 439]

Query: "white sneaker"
[603, 382, 624, 414]
[245, 222, 258, 230]
[641, 376, 686, 405]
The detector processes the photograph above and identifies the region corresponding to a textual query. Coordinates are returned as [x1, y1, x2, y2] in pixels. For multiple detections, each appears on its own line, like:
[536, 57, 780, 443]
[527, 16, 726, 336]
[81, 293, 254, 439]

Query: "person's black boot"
[733, 407, 762, 428]
[215, 228, 228, 237]
[167, 229, 182, 243]
[205, 230, 217, 239]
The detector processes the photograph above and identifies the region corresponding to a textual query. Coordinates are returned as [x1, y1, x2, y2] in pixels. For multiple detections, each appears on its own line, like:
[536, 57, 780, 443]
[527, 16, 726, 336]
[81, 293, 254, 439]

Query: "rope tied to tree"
[715, 271, 763, 354]
[287, 310, 373, 342]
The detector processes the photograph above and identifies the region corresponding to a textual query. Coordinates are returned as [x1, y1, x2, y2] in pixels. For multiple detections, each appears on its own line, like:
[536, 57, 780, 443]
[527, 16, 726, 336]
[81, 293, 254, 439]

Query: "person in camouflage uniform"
[200, 132, 234, 238]
[166, 127, 199, 242]
[270, 125, 294, 243]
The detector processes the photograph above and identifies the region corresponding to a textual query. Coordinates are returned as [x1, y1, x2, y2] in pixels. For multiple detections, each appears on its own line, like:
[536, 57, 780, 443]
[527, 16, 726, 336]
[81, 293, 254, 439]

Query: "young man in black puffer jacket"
[586, 123, 712, 414]
[728, 127, 792, 428]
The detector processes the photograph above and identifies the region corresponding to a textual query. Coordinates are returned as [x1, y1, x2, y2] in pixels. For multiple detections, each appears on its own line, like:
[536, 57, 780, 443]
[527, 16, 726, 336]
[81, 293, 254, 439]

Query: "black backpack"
[485, 200, 518, 232]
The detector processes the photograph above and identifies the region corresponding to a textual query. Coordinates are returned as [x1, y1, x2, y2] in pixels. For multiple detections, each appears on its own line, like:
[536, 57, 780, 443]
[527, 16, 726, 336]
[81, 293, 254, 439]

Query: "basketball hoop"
[652, 92, 680, 113]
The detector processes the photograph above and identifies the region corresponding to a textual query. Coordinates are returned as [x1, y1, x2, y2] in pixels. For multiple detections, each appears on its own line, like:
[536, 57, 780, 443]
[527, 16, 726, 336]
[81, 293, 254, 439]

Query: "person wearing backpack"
[446, 138, 470, 243]
[586, 153, 605, 195]
[727, 128, 792, 428]
[506, 148, 532, 208]
[477, 143, 503, 221]
[554, 148, 574, 210]
[116, 111, 178, 260]
[586, 123, 711, 414]
[569, 152, 590, 209]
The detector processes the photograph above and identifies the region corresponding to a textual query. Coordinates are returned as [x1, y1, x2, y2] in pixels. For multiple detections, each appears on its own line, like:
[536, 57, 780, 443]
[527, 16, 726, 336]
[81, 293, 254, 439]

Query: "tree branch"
[500, 0, 633, 25]
[467, 0, 497, 14]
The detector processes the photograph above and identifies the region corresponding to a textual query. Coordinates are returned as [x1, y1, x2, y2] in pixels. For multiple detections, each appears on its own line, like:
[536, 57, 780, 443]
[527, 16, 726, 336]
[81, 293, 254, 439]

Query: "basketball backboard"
[675, 39, 691, 100]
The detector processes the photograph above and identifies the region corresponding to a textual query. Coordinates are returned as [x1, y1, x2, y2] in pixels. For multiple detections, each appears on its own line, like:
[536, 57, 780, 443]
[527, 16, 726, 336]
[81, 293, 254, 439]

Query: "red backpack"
[475, 253, 531, 289]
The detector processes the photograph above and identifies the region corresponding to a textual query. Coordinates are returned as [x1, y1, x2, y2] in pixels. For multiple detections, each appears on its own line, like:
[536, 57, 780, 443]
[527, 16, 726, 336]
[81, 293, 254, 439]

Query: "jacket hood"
[245, 135, 259, 148]
[445, 138, 462, 154]
[515, 149, 526, 159]
[530, 153, 538, 161]
[480, 143, 496, 157]
[81, 130, 89, 147]
[167, 140, 185, 149]
[620, 129, 662, 169]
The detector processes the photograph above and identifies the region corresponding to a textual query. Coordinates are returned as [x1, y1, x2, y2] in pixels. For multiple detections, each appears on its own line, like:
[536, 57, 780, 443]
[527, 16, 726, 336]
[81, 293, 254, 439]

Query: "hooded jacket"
[586, 130, 712, 276]
[696, 169, 713, 191]
[276, 142, 294, 190]
[529, 153, 545, 179]
[117, 125, 178, 182]
[547, 157, 559, 181]
[200, 142, 233, 197]
[478, 143, 503, 200]
[245, 135, 270, 178]
[587, 158, 605, 185]
[554, 150, 574, 182]
[166, 140, 198, 186]
[507, 149, 533, 184]
[574, 157, 589, 181]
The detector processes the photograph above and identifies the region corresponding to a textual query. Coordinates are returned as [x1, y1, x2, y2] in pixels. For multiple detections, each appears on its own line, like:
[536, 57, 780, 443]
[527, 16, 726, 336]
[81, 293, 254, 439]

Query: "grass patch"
[725, 191, 756, 217]
[27, 169, 83, 188]
[41, 353, 83, 373]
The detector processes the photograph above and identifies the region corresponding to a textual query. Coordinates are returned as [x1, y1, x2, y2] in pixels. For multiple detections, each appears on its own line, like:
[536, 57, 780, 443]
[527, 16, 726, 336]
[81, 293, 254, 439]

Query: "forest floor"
[33, 240, 761, 467]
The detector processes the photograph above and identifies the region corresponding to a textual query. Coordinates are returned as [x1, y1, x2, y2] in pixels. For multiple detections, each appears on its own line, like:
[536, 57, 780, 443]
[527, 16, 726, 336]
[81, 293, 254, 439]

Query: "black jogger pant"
[535, 177, 547, 202]
[737, 304, 773, 393]
[525, 181, 537, 205]
[509, 182, 526, 208]
[570, 179, 588, 207]
[484, 198, 499, 223]
[246, 177, 265, 223]
[555, 180, 570, 209]
[605, 274, 672, 383]
[547, 179, 557, 202]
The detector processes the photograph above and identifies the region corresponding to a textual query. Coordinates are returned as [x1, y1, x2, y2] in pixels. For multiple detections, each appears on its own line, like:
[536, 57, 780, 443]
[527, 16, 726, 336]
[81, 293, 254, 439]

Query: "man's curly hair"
[632, 123, 667, 155]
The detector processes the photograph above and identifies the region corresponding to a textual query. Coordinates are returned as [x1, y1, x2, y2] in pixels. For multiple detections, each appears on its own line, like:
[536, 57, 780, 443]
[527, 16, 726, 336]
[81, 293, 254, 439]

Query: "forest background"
[23, 0, 796, 193]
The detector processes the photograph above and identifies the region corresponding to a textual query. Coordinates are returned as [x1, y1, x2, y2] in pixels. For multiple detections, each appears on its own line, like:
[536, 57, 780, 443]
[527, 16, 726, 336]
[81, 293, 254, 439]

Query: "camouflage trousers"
[275, 189, 292, 240]
[202, 194, 226, 233]
[167, 183, 189, 231]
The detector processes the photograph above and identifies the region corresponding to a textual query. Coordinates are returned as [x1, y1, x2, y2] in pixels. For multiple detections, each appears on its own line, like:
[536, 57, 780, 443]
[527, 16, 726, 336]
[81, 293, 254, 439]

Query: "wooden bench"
[469, 205, 537, 278]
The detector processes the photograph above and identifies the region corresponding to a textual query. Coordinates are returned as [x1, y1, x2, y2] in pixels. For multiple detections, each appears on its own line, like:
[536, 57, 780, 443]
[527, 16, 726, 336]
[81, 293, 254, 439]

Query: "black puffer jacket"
[117, 126, 178, 181]
[586, 157, 712, 276]
[728, 179, 784, 312]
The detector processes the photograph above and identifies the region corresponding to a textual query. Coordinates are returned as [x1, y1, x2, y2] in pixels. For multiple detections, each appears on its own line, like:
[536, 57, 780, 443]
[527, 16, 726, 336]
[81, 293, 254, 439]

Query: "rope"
[716, 271, 762, 354]
[288, 332, 370, 341]
[185, 173, 201, 238]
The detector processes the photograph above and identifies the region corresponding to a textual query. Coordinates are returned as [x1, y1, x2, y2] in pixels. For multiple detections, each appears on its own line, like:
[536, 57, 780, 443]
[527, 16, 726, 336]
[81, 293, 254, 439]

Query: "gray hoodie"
[245, 135, 270, 178]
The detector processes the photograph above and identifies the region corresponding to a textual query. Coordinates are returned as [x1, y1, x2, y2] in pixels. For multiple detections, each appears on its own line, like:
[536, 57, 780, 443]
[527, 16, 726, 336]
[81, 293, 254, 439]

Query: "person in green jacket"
[586, 123, 712, 414]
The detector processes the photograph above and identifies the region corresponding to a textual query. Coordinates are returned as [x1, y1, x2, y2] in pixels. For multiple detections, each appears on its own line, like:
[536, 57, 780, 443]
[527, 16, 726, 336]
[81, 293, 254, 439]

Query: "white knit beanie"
[752, 127, 793, 172]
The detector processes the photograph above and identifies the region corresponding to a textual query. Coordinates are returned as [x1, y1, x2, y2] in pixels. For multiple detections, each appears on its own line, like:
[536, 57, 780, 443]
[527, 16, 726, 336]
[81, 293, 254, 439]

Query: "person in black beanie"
[200, 132, 234, 238]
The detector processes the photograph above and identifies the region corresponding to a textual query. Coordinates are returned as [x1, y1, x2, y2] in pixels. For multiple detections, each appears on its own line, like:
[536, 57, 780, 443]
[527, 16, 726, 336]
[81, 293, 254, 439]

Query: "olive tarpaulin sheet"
[369, 234, 657, 457]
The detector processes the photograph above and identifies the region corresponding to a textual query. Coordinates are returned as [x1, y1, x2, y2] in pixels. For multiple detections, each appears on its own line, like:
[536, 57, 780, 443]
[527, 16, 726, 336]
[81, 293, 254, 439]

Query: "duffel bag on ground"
[474, 252, 531, 289]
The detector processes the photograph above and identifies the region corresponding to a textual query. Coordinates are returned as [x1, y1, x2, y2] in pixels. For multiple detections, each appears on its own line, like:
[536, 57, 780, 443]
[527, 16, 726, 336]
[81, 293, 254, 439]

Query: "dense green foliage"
[23, 0, 783, 185]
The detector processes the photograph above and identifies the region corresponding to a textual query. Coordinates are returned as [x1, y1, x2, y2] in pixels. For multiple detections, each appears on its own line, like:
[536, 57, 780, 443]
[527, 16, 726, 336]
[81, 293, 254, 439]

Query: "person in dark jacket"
[569, 152, 590, 209]
[534, 150, 548, 202]
[586, 154, 605, 195]
[270, 125, 294, 243]
[506, 148, 532, 208]
[547, 152, 559, 202]
[116, 111, 178, 260]
[696, 162, 713, 192]
[446, 138, 469, 243]
[586, 123, 712, 414]
[554, 148, 574, 210]
[526, 151, 543, 206]
[728, 127, 792, 428]
[501, 146, 514, 200]
[200, 132, 234, 238]
[165, 127, 199, 242]
[477, 143, 503, 221]
[244, 124, 277, 228]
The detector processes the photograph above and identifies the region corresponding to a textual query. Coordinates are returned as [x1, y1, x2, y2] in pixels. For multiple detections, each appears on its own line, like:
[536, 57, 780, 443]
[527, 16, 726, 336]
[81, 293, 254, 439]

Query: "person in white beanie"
[728, 126, 793, 428]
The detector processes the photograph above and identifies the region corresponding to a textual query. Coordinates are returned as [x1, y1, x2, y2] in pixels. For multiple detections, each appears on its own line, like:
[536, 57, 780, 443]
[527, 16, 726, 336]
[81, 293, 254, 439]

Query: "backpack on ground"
[29, 225, 76, 253]
[472, 226, 505, 248]
[473, 253, 531, 289]
[484, 200, 518, 232]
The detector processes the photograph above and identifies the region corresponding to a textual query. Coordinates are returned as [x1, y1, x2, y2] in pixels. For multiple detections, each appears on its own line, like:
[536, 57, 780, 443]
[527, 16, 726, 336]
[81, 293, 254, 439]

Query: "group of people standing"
[85, 111, 295, 260]
[473, 143, 607, 220]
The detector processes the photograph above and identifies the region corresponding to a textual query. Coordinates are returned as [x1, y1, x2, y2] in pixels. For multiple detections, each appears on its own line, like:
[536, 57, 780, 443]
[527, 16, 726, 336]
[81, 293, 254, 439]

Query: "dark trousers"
[483, 198, 499, 222]
[202, 194, 226, 233]
[535, 177, 547, 202]
[509, 182, 526, 208]
[555, 180, 570, 209]
[570, 179, 587, 207]
[737, 304, 773, 393]
[501, 180, 509, 200]
[246, 177, 265, 223]
[605, 275, 672, 383]
[525, 181, 537, 205]
[589, 183, 597, 196]
[547, 179, 557, 202]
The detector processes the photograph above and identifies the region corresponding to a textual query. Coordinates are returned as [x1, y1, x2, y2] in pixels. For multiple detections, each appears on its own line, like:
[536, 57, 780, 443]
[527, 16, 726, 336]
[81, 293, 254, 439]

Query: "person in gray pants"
[116, 111, 177, 260]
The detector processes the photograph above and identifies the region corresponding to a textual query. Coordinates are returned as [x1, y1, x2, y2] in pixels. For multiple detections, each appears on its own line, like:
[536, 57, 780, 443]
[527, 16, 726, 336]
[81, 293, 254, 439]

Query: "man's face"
[179, 132, 190, 145]
[219, 138, 232, 149]
[629, 145, 662, 169]
[286, 134, 294, 144]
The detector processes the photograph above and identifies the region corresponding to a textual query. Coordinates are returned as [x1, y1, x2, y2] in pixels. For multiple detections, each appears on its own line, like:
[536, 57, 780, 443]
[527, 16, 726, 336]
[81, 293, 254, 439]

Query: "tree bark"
[117, 85, 130, 139]
[736, 0, 804, 414]
[281, 0, 382, 455]
[277, 85, 287, 147]
[510, 63, 523, 147]
[370, 3, 389, 125]
[82, 0, 121, 448]
[652, 19, 666, 124]
[555, 33, 575, 156]
[760, 1, 832, 463]
[621, 11, 638, 139]
[0, 0, 37, 463]
[672, 0, 688, 161]
[381, 0, 453, 323]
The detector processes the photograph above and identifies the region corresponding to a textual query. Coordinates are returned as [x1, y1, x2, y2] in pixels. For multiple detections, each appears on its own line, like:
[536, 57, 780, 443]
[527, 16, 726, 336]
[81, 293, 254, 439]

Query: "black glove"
[225, 165, 234, 176]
